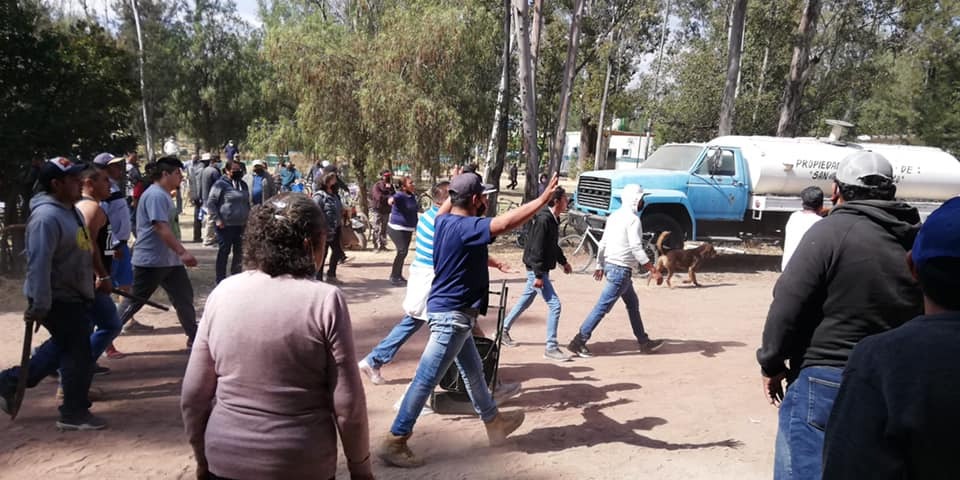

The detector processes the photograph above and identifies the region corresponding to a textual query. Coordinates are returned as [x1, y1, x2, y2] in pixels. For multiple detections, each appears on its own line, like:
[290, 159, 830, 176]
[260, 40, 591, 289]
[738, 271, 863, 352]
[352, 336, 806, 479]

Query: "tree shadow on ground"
[509, 381, 640, 411]
[512, 398, 742, 453]
[587, 338, 747, 358]
[107, 380, 182, 401]
[497, 363, 598, 383]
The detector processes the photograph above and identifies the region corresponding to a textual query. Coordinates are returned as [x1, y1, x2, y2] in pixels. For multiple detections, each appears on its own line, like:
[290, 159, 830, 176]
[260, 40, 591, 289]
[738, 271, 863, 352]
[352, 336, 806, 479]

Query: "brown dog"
[647, 231, 718, 288]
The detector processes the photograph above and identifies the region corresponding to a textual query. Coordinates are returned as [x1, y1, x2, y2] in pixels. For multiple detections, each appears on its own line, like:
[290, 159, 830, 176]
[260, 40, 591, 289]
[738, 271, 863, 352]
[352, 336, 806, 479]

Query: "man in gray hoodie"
[200, 155, 222, 246]
[0, 157, 105, 430]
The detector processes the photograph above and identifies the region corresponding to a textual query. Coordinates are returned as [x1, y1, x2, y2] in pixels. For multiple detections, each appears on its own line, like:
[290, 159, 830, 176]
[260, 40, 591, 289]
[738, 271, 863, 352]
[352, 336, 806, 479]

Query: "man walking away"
[188, 154, 207, 243]
[508, 163, 518, 189]
[370, 169, 395, 252]
[117, 156, 200, 347]
[200, 155, 222, 247]
[568, 184, 663, 358]
[781, 186, 825, 271]
[206, 160, 251, 284]
[757, 151, 922, 480]
[502, 187, 574, 361]
[244, 159, 276, 206]
[822, 197, 960, 480]
[0, 157, 105, 430]
[377, 172, 559, 468]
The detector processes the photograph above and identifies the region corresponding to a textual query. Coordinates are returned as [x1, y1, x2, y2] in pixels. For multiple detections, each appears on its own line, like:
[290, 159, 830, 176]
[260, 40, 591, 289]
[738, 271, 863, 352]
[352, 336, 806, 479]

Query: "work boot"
[485, 410, 525, 446]
[377, 433, 424, 468]
[567, 334, 593, 358]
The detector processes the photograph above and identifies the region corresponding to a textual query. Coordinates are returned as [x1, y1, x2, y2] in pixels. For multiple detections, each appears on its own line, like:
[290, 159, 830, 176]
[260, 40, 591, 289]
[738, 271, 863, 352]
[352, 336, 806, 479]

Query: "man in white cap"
[568, 184, 663, 358]
[244, 159, 276, 206]
[758, 151, 923, 480]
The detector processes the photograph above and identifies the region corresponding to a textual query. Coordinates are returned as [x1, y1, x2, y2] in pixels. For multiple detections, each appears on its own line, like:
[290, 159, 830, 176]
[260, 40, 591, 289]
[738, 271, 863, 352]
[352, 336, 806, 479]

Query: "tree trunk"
[530, 0, 545, 81]
[718, 0, 748, 136]
[594, 56, 613, 170]
[512, 0, 539, 202]
[777, 0, 821, 137]
[484, 0, 513, 216]
[548, 0, 585, 177]
[130, 0, 153, 161]
[577, 117, 596, 173]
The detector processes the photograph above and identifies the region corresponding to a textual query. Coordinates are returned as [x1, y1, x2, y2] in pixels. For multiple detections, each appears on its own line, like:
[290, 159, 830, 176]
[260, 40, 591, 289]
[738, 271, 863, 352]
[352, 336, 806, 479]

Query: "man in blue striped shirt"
[359, 181, 449, 384]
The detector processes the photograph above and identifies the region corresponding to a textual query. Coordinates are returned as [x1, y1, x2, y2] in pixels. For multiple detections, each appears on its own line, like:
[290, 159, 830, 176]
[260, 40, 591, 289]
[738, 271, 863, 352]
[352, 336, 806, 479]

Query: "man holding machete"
[0, 157, 106, 430]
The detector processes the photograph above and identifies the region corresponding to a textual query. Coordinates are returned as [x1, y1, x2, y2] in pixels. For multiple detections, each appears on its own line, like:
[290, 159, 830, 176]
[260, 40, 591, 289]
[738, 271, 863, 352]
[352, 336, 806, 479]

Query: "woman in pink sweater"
[181, 193, 373, 480]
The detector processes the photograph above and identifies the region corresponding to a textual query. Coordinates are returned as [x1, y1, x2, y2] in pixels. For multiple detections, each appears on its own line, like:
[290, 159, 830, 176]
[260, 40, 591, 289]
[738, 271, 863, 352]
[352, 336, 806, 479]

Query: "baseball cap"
[449, 172, 496, 196]
[201, 153, 211, 161]
[93, 152, 124, 167]
[38, 157, 87, 187]
[252, 159, 265, 167]
[912, 196, 960, 269]
[836, 151, 893, 187]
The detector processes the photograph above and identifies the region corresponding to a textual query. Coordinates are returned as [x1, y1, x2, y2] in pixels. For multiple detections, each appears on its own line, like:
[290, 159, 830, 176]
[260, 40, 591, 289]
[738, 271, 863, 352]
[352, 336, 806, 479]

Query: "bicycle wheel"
[636, 232, 659, 278]
[560, 234, 595, 273]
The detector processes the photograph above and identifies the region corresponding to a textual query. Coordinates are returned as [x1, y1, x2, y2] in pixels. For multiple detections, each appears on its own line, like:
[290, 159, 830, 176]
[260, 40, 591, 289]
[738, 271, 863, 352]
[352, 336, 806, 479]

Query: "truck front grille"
[576, 176, 611, 210]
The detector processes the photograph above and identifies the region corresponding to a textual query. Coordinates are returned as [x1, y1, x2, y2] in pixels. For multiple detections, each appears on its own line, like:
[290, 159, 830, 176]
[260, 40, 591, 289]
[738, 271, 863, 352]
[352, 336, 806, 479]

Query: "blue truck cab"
[572, 143, 752, 249]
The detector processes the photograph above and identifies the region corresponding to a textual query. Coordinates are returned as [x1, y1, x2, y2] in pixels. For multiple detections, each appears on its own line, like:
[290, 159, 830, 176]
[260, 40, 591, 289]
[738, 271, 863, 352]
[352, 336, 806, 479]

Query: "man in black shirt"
[757, 151, 922, 480]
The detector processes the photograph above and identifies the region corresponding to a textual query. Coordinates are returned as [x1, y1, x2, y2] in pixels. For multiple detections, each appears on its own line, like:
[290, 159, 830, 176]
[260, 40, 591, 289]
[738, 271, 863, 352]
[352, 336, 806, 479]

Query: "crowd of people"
[1, 145, 959, 480]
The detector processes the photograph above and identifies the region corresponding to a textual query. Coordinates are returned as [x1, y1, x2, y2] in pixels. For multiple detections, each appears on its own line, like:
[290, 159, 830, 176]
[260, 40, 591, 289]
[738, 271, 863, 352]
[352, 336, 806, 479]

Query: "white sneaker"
[358, 359, 386, 385]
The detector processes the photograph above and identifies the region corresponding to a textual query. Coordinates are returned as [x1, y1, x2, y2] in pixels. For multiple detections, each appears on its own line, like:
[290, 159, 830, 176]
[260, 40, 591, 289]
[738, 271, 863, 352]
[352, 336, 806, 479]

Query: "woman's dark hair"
[321, 172, 338, 190]
[243, 193, 327, 278]
[836, 178, 897, 201]
[917, 257, 960, 311]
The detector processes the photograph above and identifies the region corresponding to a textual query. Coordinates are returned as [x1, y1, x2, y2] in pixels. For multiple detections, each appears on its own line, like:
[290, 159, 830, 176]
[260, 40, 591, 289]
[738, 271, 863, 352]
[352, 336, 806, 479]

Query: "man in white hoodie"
[568, 184, 663, 358]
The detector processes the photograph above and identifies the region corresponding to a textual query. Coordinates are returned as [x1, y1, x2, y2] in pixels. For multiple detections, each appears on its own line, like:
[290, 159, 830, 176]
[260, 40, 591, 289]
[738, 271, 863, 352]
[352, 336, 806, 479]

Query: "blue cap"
[912, 196, 960, 269]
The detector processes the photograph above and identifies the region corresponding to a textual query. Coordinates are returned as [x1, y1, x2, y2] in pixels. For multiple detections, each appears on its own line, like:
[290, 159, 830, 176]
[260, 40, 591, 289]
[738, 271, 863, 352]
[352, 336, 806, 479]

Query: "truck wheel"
[642, 213, 685, 251]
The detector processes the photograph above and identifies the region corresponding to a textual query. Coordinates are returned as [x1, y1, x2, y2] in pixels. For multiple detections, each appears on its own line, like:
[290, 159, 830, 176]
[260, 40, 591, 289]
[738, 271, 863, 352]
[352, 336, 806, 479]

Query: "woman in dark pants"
[313, 172, 345, 282]
[386, 176, 418, 286]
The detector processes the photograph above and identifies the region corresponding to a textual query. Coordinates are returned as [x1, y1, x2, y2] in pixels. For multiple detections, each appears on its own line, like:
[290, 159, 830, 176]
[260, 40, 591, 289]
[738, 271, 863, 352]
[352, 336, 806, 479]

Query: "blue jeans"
[89, 292, 122, 360]
[578, 264, 649, 343]
[215, 225, 244, 284]
[390, 311, 498, 436]
[0, 301, 93, 418]
[503, 270, 562, 349]
[774, 366, 843, 480]
[365, 315, 426, 369]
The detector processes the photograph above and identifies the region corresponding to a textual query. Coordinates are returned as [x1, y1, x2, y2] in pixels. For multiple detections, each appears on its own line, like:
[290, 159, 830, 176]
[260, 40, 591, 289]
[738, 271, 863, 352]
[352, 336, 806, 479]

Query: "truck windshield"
[640, 145, 703, 171]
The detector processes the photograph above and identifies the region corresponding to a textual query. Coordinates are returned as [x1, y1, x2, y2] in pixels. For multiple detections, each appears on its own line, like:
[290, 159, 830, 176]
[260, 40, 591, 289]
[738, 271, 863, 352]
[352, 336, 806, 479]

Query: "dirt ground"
[0, 196, 784, 479]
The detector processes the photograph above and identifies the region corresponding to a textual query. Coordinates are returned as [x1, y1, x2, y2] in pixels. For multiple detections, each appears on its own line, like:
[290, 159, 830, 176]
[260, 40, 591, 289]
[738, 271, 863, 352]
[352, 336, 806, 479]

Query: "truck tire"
[560, 234, 595, 273]
[642, 213, 685, 251]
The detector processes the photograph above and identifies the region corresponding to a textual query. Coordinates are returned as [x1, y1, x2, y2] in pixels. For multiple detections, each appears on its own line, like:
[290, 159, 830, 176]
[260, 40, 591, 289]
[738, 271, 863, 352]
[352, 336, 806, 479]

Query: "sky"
[53, 0, 263, 27]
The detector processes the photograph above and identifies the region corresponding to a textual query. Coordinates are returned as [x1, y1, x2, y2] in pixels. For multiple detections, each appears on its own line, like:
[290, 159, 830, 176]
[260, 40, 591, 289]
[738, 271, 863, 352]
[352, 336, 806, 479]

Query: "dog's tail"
[655, 230, 671, 255]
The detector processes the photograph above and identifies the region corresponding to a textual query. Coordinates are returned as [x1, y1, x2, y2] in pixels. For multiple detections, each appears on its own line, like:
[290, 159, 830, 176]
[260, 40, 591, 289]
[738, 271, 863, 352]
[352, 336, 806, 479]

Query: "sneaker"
[639, 339, 665, 354]
[493, 381, 522, 403]
[93, 364, 111, 376]
[324, 275, 342, 285]
[567, 335, 594, 358]
[501, 331, 517, 348]
[544, 347, 572, 362]
[56, 413, 107, 431]
[339, 256, 350, 265]
[390, 277, 407, 287]
[392, 395, 434, 417]
[123, 319, 154, 334]
[358, 359, 386, 385]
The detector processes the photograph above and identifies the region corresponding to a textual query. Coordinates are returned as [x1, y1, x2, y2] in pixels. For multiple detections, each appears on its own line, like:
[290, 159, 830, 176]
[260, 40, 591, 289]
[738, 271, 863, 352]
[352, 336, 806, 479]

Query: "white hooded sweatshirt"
[596, 184, 650, 270]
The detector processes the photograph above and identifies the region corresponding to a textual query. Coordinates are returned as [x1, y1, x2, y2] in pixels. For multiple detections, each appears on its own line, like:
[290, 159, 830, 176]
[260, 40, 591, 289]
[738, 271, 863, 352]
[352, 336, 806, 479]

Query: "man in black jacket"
[757, 151, 922, 480]
[501, 187, 573, 361]
[822, 197, 960, 480]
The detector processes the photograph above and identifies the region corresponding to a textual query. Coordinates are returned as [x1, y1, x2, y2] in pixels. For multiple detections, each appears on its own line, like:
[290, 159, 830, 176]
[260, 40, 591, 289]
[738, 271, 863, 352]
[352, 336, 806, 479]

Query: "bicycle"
[559, 228, 659, 277]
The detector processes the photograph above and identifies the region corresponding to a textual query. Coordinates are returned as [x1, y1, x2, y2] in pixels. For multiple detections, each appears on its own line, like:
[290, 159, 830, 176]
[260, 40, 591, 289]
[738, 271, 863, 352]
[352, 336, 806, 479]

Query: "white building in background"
[561, 130, 653, 174]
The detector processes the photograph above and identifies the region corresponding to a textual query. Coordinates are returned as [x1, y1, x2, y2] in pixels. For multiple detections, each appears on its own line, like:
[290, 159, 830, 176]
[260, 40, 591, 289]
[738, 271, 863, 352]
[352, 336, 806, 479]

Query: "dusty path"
[0, 225, 782, 479]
